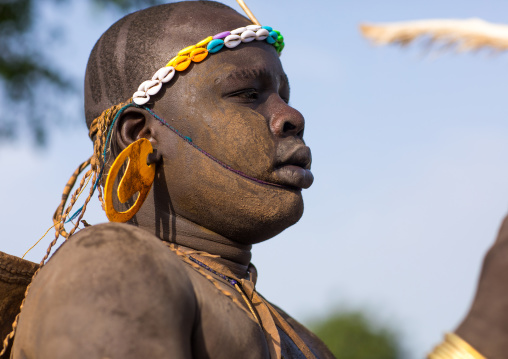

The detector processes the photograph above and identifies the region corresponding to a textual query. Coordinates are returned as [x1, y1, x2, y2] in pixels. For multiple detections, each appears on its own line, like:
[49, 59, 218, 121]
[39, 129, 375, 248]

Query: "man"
[10, 2, 331, 358]
[6, 1, 508, 359]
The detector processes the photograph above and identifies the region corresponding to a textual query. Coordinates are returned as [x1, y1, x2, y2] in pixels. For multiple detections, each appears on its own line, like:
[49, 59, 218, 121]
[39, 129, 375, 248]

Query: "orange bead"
[173, 56, 191, 71]
[190, 48, 208, 62]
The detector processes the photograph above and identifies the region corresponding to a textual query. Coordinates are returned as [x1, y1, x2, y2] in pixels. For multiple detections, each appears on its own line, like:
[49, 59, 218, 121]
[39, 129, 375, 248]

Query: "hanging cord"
[22, 172, 92, 259]
[52, 159, 92, 238]
[0, 101, 132, 357]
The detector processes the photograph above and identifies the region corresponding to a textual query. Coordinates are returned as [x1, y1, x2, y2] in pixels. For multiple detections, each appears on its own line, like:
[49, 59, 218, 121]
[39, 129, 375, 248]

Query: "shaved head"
[84, 1, 248, 128]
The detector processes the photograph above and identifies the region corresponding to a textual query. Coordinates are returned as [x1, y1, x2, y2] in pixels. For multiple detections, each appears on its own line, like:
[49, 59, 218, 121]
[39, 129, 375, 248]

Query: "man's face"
[148, 16, 312, 243]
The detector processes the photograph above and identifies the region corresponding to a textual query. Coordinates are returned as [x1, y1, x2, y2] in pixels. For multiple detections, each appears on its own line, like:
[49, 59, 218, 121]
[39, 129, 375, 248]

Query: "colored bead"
[240, 29, 256, 43]
[261, 25, 273, 31]
[152, 66, 175, 83]
[231, 27, 247, 35]
[224, 34, 241, 48]
[178, 45, 196, 56]
[166, 55, 178, 67]
[196, 36, 213, 48]
[265, 30, 278, 44]
[277, 34, 284, 43]
[207, 38, 224, 53]
[246, 24, 261, 32]
[255, 28, 269, 41]
[213, 31, 230, 39]
[173, 56, 191, 71]
[190, 48, 208, 62]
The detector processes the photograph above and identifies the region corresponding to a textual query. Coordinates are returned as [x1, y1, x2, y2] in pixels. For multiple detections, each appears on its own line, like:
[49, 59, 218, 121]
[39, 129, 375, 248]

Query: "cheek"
[184, 98, 275, 177]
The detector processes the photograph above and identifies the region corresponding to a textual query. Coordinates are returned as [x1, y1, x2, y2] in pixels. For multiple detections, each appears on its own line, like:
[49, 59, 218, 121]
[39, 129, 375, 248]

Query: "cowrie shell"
[133, 91, 150, 105]
[241, 30, 256, 43]
[152, 66, 175, 83]
[224, 34, 241, 48]
[246, 25, 261, 32]
[255, 28, 269, 41]
[231, 27, 247, 35]
[173, 56, 191, 71]
[138, 80, 158, 92]
[145, 80, 162, 96]
[190, 48, 208, 62]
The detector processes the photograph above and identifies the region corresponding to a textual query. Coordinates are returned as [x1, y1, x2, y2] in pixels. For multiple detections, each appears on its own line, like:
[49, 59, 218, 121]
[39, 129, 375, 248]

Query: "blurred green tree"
[0, 0, 163, 146]
[310, 311, 402, 359]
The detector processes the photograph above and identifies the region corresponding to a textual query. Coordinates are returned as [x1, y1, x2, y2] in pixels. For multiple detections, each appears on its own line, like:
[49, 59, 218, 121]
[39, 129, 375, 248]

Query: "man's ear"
[114, 107, 156, 151]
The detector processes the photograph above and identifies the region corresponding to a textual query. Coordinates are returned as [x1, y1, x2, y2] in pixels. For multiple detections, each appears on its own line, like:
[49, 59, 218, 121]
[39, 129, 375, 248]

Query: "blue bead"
[266, 31, 277, 44]
[207, 39, 225, 53]
[262, 25, 273, 32]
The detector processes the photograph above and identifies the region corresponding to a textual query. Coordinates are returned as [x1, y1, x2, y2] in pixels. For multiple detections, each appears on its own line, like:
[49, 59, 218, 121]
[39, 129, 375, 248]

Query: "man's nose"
[268, 96, 305, 138]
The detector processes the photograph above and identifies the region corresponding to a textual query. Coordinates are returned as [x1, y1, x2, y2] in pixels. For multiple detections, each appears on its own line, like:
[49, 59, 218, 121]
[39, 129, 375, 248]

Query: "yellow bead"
[196, 36, 213, 48]
[173, 55, 191, 71]
[166, 55, 178, 67]
[190, 48, 208, 62]
[178, 45, 196, 56]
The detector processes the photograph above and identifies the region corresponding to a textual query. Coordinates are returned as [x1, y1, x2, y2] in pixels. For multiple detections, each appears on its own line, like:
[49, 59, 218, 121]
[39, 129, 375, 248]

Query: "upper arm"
[12, 224, 196, 359]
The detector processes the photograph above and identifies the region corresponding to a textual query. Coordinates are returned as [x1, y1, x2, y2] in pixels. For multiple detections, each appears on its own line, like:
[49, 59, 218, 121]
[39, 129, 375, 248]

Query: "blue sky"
[2, 0, 508, 357]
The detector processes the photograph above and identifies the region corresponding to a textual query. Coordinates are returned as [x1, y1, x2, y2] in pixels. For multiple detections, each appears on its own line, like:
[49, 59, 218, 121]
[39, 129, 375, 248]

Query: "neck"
[133, 210, 252, 278]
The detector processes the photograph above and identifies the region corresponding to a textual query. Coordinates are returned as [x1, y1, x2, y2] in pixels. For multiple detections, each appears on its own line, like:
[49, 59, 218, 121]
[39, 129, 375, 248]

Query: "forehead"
[149, 43, 287, 115]
[202, 43, 285, 84]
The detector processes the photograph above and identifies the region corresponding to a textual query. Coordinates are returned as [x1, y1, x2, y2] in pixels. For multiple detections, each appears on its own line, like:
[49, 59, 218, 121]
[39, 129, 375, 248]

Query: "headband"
[132, 24, 284, 105]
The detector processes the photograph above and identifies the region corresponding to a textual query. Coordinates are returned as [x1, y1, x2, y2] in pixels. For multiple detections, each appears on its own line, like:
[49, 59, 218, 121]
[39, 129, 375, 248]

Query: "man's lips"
[273, 145, 314, 189]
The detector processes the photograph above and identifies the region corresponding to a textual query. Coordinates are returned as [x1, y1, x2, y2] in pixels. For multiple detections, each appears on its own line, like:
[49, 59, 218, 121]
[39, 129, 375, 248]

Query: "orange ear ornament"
[104, 138, 156, 222]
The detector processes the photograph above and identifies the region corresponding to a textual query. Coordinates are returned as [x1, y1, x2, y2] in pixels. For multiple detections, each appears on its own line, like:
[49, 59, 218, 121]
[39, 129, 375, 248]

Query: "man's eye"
[228, 89, 259, 101]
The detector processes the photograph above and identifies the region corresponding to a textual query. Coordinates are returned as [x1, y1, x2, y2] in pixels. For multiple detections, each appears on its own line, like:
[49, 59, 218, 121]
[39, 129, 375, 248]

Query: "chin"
[224, 185, 305, 244]
[170, 169, 305, 244]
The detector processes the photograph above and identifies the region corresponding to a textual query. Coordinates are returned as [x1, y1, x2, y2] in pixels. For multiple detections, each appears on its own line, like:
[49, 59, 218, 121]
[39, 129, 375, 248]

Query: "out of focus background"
[2, 0, 508, 357]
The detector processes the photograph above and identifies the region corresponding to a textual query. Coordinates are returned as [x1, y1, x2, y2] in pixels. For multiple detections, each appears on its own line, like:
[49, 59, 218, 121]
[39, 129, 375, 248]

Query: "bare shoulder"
[12, 223, 195, 359]
[41, 222, 194, 296]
